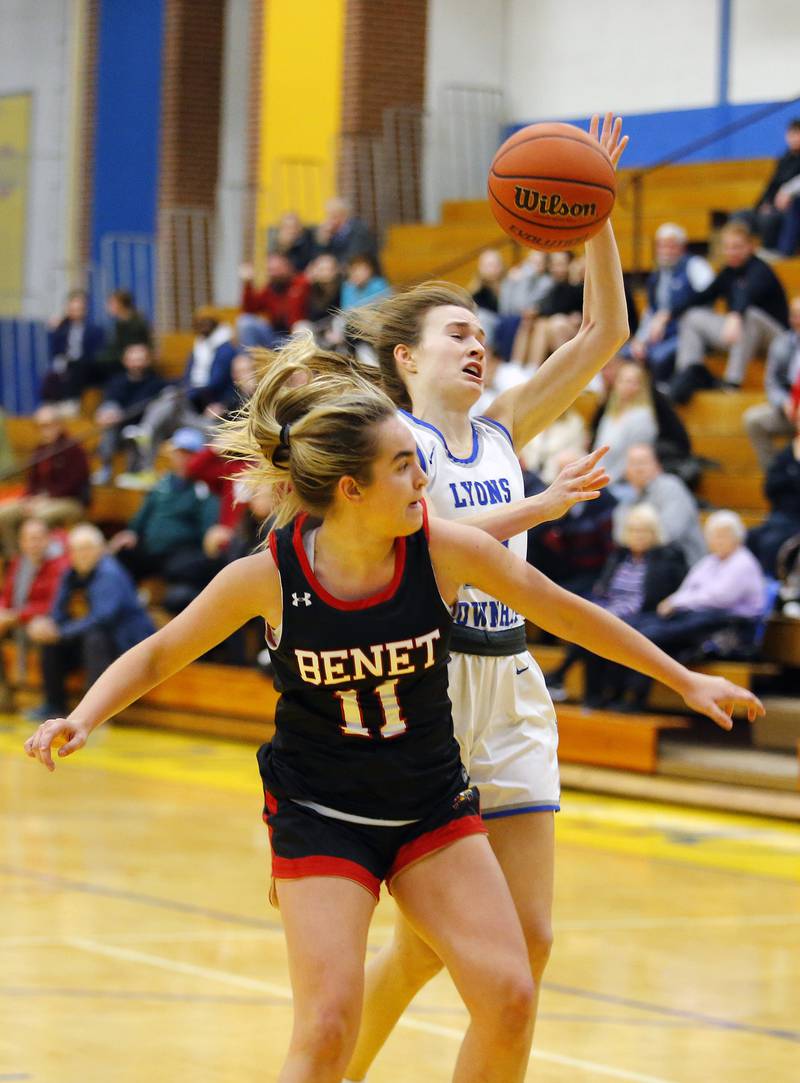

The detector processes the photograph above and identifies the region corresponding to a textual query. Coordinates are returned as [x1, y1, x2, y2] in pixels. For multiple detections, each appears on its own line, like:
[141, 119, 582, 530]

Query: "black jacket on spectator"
[765, 442, 800, 519]
[48, 319, 105, 364]
[539, 281, 584, 317]
[755, 150, 800, 208]
[102, 370, 167, 423]
[678, 256, 788, 326]
[472, 285, 500, 313]
[307, 280, 342, 323]
[592, 543, 687, 613]
[270, 228, 318, 271]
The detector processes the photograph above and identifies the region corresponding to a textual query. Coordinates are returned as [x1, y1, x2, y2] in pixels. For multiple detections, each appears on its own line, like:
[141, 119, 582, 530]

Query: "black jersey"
[258, 510, 466, 821]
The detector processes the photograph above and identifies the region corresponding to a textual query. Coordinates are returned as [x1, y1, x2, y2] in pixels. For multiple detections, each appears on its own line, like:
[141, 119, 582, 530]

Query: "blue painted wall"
[90, 0, 165, 262]
[503, 99, 800, 171]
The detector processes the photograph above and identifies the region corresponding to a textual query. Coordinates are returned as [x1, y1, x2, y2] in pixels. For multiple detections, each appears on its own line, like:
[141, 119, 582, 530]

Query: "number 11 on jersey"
[336, 680, 408, 739]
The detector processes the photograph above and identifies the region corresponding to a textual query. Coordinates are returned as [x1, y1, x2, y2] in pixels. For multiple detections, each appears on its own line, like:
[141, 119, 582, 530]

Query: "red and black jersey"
[259, 509, 466, 821]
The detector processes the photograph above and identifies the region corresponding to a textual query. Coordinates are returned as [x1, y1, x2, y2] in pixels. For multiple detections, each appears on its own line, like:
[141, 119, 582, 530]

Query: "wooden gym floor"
[1, 715, 799, 1083]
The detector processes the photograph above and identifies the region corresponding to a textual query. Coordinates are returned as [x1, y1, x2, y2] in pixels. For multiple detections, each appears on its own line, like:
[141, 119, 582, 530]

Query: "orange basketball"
[488, 122, 616, 250]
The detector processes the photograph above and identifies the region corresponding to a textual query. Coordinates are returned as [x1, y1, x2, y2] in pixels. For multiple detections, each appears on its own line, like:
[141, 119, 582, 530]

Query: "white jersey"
[399, 409, 526, 635]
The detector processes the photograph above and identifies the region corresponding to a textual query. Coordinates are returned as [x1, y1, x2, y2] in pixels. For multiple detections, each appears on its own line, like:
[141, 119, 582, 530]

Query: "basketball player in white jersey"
[343, 113, 630, 1080]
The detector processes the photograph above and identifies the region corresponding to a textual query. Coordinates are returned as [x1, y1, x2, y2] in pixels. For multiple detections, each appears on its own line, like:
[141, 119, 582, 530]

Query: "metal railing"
[434, 84, 505, 204]
[0, 319, 49, 414]
[157, 207, 215, 332]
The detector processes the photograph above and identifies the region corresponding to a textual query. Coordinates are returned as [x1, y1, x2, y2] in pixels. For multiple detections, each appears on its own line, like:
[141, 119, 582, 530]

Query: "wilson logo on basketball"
[513, 186, 596, 219]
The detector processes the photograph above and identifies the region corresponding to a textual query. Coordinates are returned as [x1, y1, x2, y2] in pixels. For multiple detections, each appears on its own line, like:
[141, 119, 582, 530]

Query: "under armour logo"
[292, 592, 312, 607]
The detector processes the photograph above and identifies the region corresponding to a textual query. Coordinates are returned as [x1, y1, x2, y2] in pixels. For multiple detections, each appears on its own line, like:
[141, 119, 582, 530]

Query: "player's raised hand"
[589, 112, 628, 169]
[541, 446, 611, 520]
[678, 673, 765, 731]
[24, 716, 91, 772]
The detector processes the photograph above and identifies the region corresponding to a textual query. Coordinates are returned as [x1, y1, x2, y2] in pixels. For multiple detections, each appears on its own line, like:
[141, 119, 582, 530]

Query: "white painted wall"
[729, 0, 800, 103]
[504, 0, 719, 119]
[0, 0, 80, 316]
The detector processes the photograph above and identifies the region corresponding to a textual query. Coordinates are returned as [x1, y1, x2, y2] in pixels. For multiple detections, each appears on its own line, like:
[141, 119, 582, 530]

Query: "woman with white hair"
[615, 509, 767, 708]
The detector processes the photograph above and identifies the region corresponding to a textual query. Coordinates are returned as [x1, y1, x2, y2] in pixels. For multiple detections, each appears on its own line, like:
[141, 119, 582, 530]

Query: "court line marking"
[64, 936, 680, 1083]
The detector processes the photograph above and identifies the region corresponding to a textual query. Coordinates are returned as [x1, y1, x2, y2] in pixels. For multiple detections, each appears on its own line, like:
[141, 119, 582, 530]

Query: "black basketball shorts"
[262, 786, 486, 903]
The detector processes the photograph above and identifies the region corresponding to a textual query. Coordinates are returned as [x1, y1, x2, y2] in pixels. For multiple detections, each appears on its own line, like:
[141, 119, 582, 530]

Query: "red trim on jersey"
[270, 854, 381, 901]
[267, 530, 278, 562]
[387, 814, 486, 889]
[292, 514, 407, 611]
[421, 498, 430, 540]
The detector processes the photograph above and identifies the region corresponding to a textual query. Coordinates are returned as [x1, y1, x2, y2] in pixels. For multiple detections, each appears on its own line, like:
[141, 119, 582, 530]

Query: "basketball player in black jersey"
[26, 337, 763, 1083]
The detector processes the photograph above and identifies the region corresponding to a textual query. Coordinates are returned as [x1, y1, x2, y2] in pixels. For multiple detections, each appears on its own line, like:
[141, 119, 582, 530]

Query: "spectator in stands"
[94, 290, 152, 381]
[744, 118, 800, 255]
[614, 511, 766, 709]
[26, 523, 154, 720]
[747, 399, 800, 576]
[0, 405, 89, 554]
[544, 504, 687, 706]
[519, 251, 585, 369]
[108, 428, 220, 609]
[627, 223, 714, 384]
[771, 175, 800, 258]
[519, 407, 588, 483]
[237, 254, 310, 348]
[470, 248, 506, 314]
[743, 295, 800, 471]
[295, 254, 343, 348]
[117, 313, 236, 486]
[268, 211, 318, 271]
[526, 447, 616, 596]
[592, 362, 658, 483]
[92, 343, 167, 485]
[315, 196, 379, 267]
[340, 254, 390, 310]
[41, 289, 106, 412]
[502, 250, 553, 362]
[670, 222, 788, 402]
[775, 531, 800, 618]
[0, 518, 69, 708]
[613, 443, 706, 566]
[221, 351, 259, 416]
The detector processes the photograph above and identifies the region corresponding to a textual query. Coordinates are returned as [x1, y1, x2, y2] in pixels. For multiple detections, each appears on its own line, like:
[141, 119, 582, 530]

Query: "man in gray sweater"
[743, 295, 800, 470]
[613, 444, 706, 566]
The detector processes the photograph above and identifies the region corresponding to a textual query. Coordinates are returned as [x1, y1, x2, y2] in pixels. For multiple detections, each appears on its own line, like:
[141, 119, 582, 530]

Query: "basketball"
[487, 122, 617, 250]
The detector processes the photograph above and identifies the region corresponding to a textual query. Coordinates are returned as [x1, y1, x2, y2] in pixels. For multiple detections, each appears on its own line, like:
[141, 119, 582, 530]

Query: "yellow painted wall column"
[256, 0, 345, 257]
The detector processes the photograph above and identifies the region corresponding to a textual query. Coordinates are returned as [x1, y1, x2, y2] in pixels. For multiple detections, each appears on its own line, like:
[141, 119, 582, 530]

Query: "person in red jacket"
[236, 253, 310, 348]
[0, 517, 69, 706]
[0, 405, 90, 554]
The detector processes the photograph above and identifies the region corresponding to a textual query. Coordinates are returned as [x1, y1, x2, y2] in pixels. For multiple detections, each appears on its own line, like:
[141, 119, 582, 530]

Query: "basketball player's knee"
[524, 920, 553, 980]
[482, 965, 536, 1037]
[299, 996, 360, 1067]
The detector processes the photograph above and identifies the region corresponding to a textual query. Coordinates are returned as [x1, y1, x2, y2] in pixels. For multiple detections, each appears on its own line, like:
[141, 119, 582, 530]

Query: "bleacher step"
[657, 739, 798, 791]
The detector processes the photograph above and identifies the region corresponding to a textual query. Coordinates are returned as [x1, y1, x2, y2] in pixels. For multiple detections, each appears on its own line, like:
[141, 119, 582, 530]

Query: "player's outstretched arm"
[24, 552, 281, 771]
[428, 518, 765, 730]
[484, 113, 630, 452]
[443, 445, 610, 543]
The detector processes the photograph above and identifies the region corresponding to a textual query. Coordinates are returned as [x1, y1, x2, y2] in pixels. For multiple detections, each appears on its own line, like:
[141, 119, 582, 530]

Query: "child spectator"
[0, 406, 90, 554]
[41, 289, 106, 411]
[26, 523, 154, 720]
[0, 518, 69, 708]
[743, 295, 800, 471]
[627, 223, 714, 384]
[94, 290, 152, 382]
[339, 254, 390, 310]
[592, 362, 658, 483]
[92, 343, 167, 485]
[237, 254, 310, 348]
[671, 222, 788, 402]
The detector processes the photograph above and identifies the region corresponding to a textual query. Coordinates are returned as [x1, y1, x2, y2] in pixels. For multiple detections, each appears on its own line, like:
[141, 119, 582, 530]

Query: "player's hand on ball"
[24, 716, 91, 772]
[589, 112, 628, 170]
[678, 674, 765, 731]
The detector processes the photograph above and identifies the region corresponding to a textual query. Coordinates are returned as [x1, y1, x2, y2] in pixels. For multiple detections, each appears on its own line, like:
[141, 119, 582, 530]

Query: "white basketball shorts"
[447, 648, 560, 817]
